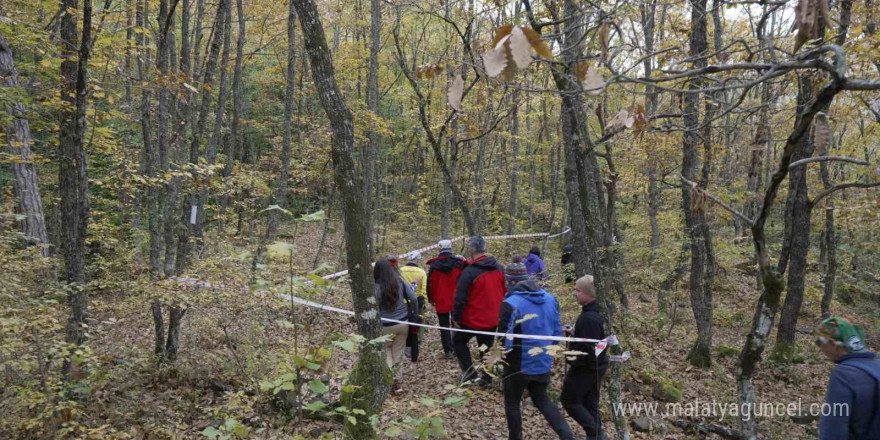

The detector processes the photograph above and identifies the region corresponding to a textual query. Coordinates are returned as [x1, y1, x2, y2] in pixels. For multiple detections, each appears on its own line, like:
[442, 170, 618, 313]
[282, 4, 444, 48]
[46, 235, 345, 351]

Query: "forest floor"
[21, 219, 879, 440]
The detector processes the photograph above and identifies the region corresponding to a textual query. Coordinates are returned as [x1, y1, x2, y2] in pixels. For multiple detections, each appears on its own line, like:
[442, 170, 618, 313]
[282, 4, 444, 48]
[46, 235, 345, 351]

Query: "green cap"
[818, 316, 867, 353]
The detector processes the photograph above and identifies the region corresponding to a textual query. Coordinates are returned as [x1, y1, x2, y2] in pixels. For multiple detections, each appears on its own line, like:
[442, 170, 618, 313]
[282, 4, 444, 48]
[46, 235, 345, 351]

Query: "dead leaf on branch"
[482, 25, 552, 80]
[447, 74, 464, 111]
[582, 63, 605, 96]
[690, 182, 707, 214]
[812, 112, 831, 156]
[607, 109, 633, 129]
[596, 22, 610, 61]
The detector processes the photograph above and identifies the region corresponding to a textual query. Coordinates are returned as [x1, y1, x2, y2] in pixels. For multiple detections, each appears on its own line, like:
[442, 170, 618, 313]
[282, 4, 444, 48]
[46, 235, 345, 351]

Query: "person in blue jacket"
[496, 261, 576, 440]
[815, 316, 880, 440]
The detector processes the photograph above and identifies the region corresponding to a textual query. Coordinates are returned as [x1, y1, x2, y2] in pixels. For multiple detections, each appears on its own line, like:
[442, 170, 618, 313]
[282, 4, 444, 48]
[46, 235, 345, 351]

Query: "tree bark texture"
[362, 0, 381, 257]
[681, 0, 714, 368]
[59, 0, 92, 378]
[291, 0, 391, 437]
[0, 34, 49, 254]
[176, 0, 228, 272]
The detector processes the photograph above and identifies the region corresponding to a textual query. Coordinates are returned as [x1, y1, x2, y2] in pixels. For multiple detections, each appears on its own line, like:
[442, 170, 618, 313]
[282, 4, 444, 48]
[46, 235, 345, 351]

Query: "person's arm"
[425, 266, 435, 304]
[452, 268, 474, 323]
[819, 369, 854, 440]
[552, 300, 563, 340]
[496, 301, 514, 346]
[416, 270, 427, 299]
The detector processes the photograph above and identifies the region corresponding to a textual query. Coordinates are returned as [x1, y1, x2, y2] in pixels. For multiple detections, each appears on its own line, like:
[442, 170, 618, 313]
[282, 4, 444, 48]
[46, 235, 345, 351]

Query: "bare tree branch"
[811, 181, 880, 207]
[680, 175, 755, 226]
[789, 155, 869, 169]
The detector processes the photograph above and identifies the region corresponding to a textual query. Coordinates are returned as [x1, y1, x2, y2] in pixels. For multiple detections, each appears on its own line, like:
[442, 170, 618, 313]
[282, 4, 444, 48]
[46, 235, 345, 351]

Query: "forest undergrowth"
[2, 212, 877, 440]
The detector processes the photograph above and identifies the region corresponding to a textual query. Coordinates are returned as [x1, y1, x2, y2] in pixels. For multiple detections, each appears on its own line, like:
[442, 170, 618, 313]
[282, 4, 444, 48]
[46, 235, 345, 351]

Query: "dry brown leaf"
[690, 183, 706, 214]
[632, 104, 649, 137]
[573, 60, 588, 82]
[425, 65, 436, 79]
[582, 63, 605, 96]
[509, 26, 533, 69]
[482, 36, 510, 78]
[447, 74, 464, 111]
[492, 24, 514, 47]
[415, 66, 423, 79]
[813, 112, 831, 156]
[520, 26, 553, 59]
[607, 109, 631, 129]
[597, 23, 610, 61]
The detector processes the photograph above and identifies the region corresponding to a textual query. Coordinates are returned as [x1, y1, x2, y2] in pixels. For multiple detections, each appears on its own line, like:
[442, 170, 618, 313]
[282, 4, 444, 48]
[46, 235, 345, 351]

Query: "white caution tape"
[172, 225, 629, 360]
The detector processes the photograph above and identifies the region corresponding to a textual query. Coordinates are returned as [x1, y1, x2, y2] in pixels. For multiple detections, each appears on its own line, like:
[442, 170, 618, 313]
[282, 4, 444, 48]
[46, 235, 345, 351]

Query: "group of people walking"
[373, 236, 608, 440]
[370, 236, 880, 440]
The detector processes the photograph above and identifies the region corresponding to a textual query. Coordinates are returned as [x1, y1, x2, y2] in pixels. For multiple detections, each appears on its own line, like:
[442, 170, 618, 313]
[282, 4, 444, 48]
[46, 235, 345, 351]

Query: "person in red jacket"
[452, 236, 506, 387]
[426, 240, 465, 359]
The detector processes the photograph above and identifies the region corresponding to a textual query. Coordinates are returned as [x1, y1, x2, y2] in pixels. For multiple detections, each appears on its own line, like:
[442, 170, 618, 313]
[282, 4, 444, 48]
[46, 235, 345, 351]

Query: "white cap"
[437, 239, 452, 250]
[407, 251, 421, 262]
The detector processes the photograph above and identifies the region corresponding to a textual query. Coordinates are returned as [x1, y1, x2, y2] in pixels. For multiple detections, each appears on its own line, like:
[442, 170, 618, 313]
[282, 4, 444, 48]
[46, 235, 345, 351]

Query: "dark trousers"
[503, 372, 575, 440]
[405, 298, 426, 362]
[452, 326, 494, 382]
[561, 369, 605, 437]
[437, 312, 454, 354]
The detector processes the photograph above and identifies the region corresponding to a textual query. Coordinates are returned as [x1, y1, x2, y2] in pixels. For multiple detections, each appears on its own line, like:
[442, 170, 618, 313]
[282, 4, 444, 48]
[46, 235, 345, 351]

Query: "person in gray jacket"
[374, 258, 417, 394]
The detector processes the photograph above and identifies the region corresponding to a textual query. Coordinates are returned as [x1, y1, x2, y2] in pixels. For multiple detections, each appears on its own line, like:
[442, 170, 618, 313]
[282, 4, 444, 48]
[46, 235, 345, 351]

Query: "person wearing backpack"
[497, 262, 577, 440]
[815, 316, 880, 440]
[426, 240, 466, 359]
[374, 258, 418, 394]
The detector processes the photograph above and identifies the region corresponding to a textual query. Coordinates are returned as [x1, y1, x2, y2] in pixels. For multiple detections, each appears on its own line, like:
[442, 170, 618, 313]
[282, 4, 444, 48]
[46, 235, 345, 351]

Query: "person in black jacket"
[561, 275, 608, 440]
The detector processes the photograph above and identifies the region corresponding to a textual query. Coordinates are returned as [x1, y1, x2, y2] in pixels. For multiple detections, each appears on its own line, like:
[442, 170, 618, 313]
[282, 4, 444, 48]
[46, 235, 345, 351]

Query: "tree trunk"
[775, 0, 850, 354]
[59, 0, 92, 378]
[197, 0, 232, 243]
[157, 0, 176, 276]
[819, 159, 836, 318]
[0, 34, 49, 254]
[291, 0, 391, 438]
[506, 102, 519, 236]
[178, 0, 227, 268]
[681, 0, 714, 368]
[266, 0, 297, 241]
[362, 0, 381, 257]
[548, 0, 628, 435]
[225, 0, 245, 188]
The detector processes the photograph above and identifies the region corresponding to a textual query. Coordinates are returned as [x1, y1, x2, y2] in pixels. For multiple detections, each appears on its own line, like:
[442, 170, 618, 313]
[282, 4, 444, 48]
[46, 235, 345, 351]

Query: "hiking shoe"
[391, 382, 403, 394]
[444, 351, 455, 360]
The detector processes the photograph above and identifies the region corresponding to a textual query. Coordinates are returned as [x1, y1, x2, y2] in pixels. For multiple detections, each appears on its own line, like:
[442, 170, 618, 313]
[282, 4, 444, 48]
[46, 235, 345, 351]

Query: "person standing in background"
[524, 246, 546, 280]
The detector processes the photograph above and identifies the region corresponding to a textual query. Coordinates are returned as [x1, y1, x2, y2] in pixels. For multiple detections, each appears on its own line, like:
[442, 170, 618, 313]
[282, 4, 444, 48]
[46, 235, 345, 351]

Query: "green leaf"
[201, 427, 221, 438]
[347, 415, 357, 426]
[297, 210, 326, 222]
[332, 339, 356, 353]
[443, 395, 468, 406]
[308, 379, 329, 395]
[267, 241, 297, 259]
[384, 427, 402, 436]
[352, 408, 366, 415]
[307, 273, 330, 286]
[421, 397, 438, 407]
[305, 401, 328, 412]
[260, 204, 292, 216]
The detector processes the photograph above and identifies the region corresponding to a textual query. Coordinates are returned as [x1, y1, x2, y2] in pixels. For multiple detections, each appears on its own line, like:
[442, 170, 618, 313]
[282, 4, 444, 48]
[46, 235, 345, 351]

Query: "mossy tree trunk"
[291, 0, 390, 437]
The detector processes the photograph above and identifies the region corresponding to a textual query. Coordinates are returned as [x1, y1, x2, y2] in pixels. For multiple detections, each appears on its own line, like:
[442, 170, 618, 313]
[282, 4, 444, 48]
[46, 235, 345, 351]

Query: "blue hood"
[508, 282, 548, 305]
